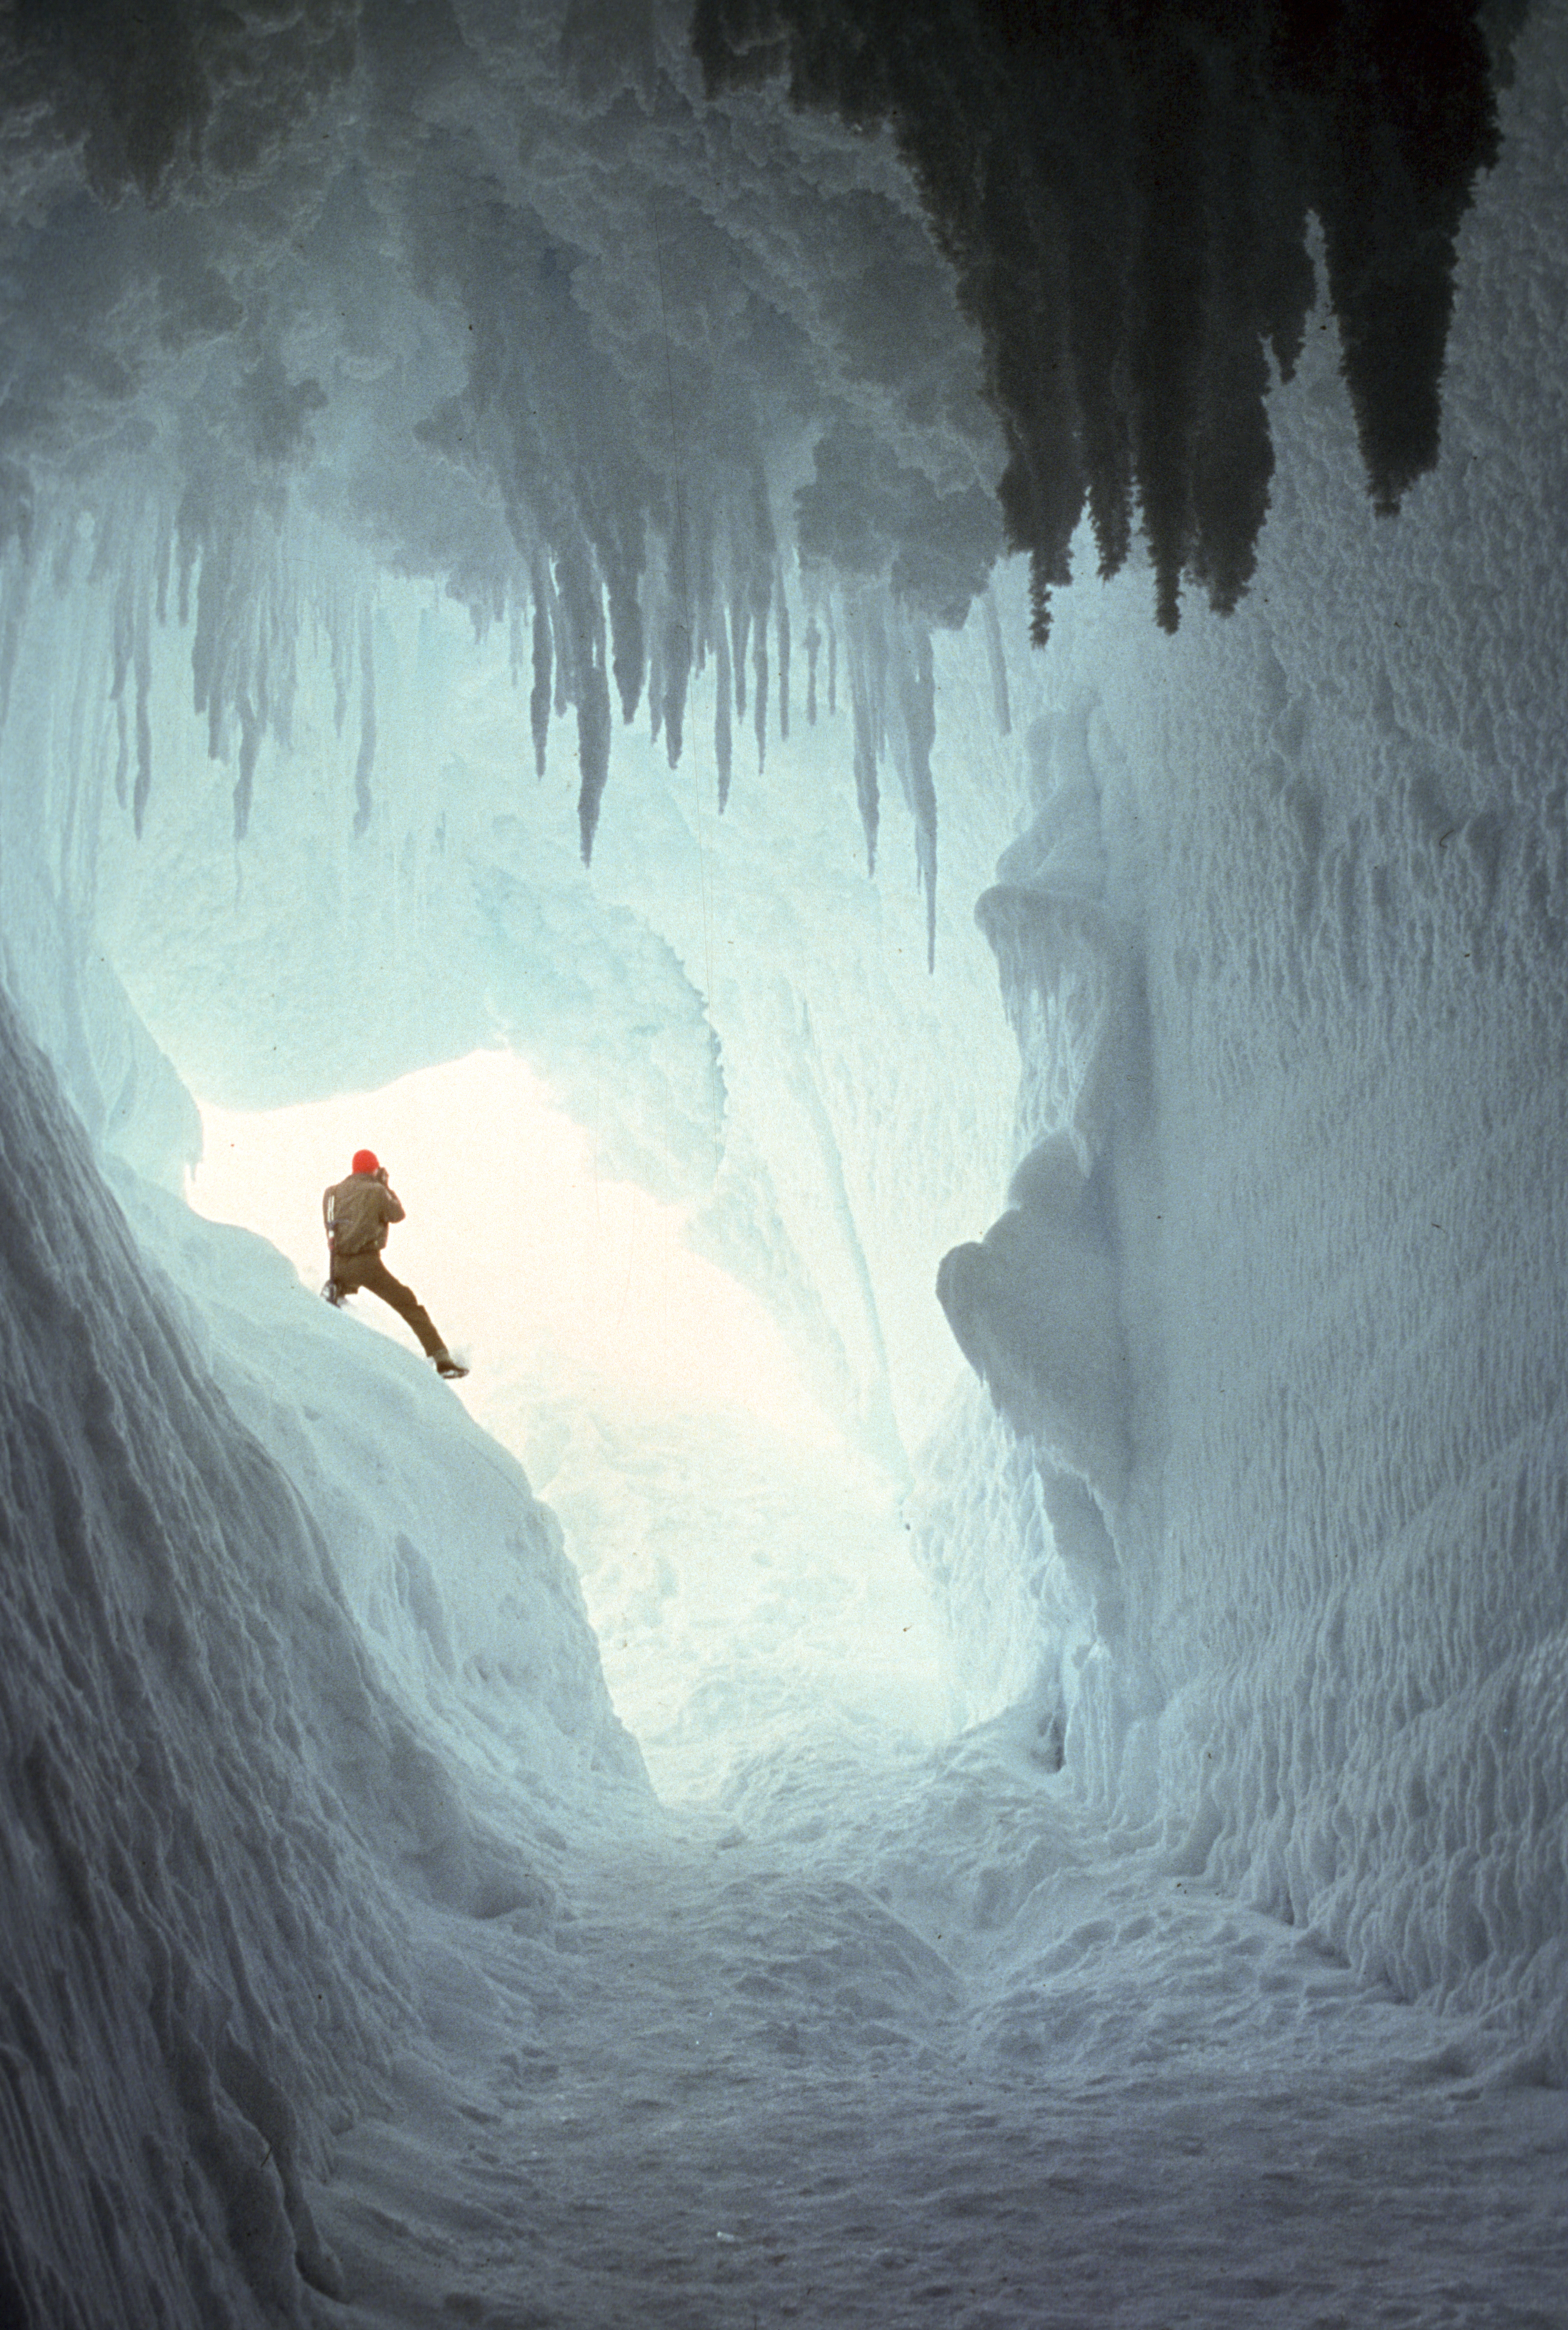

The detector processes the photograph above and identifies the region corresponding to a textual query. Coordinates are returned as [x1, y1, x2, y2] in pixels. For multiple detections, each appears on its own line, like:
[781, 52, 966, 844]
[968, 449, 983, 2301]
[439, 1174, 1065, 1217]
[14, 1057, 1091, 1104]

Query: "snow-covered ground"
[316, 1742, 1568, 2330]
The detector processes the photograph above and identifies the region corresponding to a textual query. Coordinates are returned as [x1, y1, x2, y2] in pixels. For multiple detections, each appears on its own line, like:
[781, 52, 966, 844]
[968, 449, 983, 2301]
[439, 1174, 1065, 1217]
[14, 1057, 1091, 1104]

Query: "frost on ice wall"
[926, 9, 1568, 2069]
[2, 0, 1568, 2318]
[0, 978, 641, 2324]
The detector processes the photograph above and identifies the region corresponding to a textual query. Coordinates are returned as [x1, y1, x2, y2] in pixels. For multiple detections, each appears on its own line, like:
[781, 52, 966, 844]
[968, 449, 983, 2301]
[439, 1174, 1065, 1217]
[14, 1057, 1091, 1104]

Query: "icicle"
[191, 536, 234, 762]
[730, 587, 749, 721]
[553, 591, 570, 717]
[154, 508, 172, 628]
[692, 509, 715, 676]
[233, 692, 261, 841]
[846, 598, 879, 876]
[353, 606, 375, 838]
[176, 503, 197, 628]
[753, 633, 767, 773]
[663, 609, 691, 768]
[655, 478, 693, 767]
[714, 603, 733, 812]
[530, 560, 553, 778]
[827, 599, 837, 718]
[867, 595, 888, 767]
[776, 562, 790, 745]
[750, 569, 769, 776]
[577, 653, 610, 862]
[746, 468, 777, 772]
[804, 613, 820, 726]
[111, 578, 132, 710]
[981, 587, 1012, 736]
[552, 548, 611, 860]
[607, 573, 645, 726]
[268, 582, 297, 754]
[890, 616, 939, 970]
[646, 567, 665, 752]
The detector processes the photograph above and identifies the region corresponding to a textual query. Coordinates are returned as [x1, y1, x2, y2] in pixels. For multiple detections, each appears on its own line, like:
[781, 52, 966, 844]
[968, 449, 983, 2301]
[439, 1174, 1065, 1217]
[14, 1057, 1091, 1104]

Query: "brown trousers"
[332, 1250, 446, 1358]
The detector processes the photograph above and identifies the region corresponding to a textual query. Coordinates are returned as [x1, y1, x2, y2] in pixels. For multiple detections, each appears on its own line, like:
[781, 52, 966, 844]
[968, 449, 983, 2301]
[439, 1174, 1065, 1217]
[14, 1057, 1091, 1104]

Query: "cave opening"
[3, 2, 1567, 2324]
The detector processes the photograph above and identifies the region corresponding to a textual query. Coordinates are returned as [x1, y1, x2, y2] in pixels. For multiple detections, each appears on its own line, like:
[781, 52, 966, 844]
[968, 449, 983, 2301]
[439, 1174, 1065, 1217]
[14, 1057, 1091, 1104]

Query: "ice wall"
[0, 983, 641, 2325]
[931, 8, 1568, 2067]
[61, 540, 1021, 1473]
[0, 38, 1564, 2330]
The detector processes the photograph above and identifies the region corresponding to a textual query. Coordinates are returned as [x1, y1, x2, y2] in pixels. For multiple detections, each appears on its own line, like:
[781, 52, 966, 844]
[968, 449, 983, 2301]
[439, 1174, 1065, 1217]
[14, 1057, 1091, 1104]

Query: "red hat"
[351, 1150, 380, 1176]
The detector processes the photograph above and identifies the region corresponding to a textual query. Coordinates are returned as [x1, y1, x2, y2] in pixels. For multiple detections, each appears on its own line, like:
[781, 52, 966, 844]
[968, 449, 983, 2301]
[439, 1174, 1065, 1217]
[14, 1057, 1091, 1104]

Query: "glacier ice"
[0, 0, 1567, 2323]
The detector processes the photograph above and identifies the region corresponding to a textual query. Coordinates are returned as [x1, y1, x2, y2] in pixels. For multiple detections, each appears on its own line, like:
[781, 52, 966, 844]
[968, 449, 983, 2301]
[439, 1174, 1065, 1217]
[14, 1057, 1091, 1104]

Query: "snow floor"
[308, 1713, 1568, 2329]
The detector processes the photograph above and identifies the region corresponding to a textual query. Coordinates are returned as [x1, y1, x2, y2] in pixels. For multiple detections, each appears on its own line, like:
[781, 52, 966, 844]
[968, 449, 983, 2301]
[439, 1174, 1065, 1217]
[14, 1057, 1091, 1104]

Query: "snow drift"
[0, 987, 640, 2325]
[0, 0, 1567, 2320]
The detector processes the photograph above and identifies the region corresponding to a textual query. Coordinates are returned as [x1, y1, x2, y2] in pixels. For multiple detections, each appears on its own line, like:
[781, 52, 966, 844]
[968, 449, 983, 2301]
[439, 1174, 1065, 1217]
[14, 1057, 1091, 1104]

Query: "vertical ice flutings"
[0, 1, 1511, 939]
[697, 0, 1512, 641]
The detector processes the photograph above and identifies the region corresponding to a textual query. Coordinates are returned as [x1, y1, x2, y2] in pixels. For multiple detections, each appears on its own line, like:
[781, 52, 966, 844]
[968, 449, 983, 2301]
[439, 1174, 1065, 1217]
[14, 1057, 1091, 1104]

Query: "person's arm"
[379, 1176, 406, 1226]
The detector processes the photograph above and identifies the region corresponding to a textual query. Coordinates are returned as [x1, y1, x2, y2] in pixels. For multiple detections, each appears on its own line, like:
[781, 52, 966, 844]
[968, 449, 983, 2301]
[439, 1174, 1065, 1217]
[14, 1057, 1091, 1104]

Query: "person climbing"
[322, 1150, 468, 1379]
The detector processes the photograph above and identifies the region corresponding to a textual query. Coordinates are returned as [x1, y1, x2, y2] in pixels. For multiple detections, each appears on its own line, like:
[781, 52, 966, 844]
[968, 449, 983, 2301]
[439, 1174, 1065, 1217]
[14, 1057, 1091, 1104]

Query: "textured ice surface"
[924, 12, 1568, 2068]
[1, 3, 1567, 2323]
[0, 989, 641, 2325]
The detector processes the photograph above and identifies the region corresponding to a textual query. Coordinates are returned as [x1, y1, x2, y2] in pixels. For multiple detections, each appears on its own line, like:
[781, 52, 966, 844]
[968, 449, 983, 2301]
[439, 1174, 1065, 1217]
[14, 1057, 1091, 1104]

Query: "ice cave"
[2, 0, 1566, 2322]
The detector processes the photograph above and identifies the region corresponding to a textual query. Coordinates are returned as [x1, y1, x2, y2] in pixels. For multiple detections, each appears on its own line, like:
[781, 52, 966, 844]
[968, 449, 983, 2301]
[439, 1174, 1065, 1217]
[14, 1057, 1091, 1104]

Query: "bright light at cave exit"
[187, 1049, 954, 1775]
[187, 1046, 828, 1436]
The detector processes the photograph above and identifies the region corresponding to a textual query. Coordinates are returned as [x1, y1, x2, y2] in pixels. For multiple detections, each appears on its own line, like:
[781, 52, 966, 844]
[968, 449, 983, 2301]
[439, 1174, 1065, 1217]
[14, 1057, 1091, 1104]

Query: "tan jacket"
[323, 1171, 405, 1260]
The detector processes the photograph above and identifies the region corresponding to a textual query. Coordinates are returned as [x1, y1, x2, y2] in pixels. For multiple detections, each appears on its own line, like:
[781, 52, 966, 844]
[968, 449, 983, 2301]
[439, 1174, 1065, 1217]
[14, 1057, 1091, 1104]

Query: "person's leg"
[349, 1255, 449, 1359]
